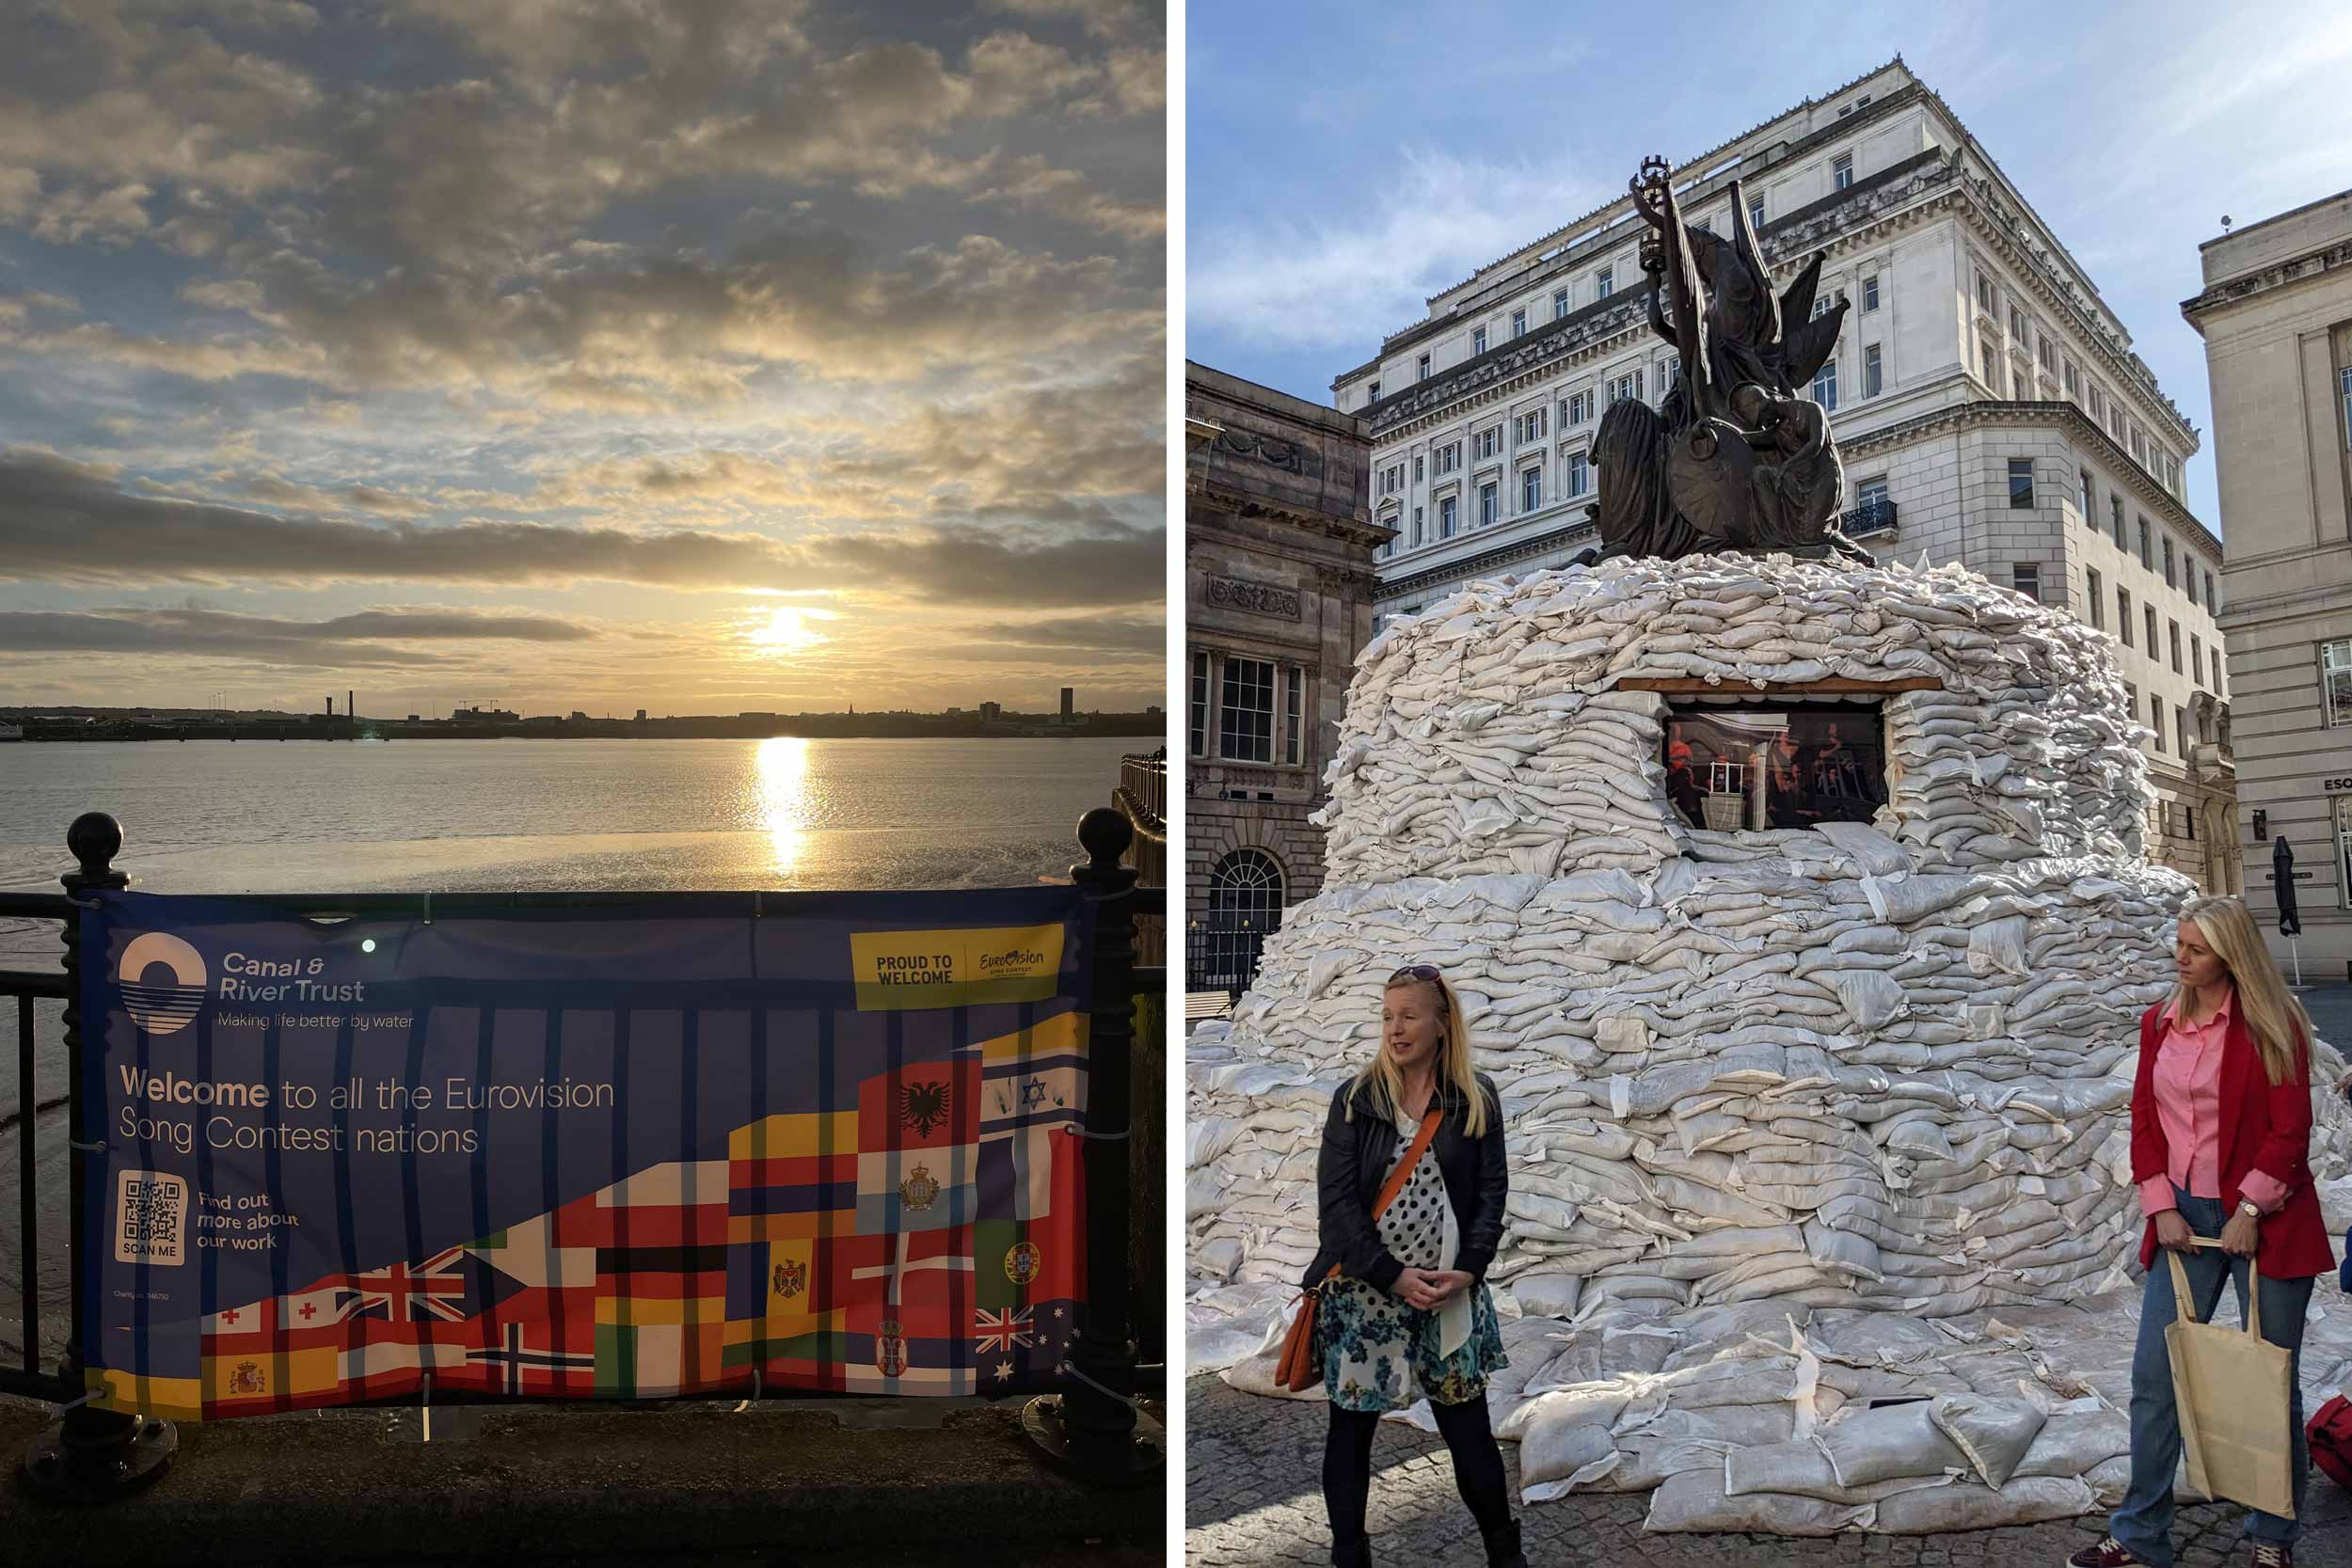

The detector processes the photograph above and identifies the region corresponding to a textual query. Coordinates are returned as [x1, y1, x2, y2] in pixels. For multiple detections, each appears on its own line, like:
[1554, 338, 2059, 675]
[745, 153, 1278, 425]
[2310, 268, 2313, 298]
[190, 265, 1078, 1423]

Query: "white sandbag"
[1818, 1402, 1971, 1488]
[2010, 1409, 2132, 1479]
[1644, 1467, 1877, 1534]
[1869, 1476, 2096, 1532]
[1518, 1408, 1618, 1496]
[1926, 1394, 2047, 1487]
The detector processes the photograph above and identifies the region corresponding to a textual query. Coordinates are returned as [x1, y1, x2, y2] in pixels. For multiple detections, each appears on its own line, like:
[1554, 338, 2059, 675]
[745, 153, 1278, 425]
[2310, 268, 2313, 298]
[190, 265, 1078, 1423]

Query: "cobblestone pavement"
[1186, 1373, 2352, 1568]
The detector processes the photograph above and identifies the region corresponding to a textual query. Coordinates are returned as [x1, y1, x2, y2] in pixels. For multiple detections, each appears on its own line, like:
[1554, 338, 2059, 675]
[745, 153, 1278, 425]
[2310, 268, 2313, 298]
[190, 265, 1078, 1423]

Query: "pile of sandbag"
[1188, 553, 2352, 1532]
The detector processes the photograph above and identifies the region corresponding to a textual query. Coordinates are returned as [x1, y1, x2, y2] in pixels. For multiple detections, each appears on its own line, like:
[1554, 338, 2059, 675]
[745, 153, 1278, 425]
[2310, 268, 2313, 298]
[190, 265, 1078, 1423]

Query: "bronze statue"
[1582, 156, 1876, 567]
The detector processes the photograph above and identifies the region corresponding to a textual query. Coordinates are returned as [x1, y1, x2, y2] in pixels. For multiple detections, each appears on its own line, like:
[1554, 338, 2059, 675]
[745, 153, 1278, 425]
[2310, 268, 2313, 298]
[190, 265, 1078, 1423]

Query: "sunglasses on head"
[1388, 964, 1442, 983]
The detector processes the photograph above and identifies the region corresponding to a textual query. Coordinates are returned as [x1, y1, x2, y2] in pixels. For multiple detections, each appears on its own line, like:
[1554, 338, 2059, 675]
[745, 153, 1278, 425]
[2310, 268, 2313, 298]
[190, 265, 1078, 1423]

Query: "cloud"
[29, 181, 152, 246]
[959, 613, 1165, 654]
[1104, 47, 1165, 114]
[0, 450, 1162, 607]
[1187, 145, 1608, 355]
[0, 604, 596, 669]
[983, 0, 1149, 40]
[986, 155, 1164, 240]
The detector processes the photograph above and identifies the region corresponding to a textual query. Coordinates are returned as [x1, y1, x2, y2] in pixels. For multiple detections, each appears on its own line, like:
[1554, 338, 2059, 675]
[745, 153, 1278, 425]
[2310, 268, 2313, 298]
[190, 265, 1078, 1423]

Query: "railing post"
[1021, 806, 1162, 1482]
[24, 812, 178, 1501]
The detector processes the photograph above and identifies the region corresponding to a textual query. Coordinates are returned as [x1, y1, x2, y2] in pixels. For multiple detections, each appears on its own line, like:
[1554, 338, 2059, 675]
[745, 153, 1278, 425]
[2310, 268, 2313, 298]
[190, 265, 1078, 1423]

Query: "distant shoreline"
[6, 721, 1166, 745]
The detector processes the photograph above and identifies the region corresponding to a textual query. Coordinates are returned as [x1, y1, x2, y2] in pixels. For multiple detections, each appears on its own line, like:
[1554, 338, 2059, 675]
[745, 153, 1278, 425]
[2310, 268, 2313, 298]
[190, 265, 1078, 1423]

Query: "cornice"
[2181, 234, 2352, 325]
[1376, 517, 1600, 601]
[1836, 398, 2221, 562]
[1193, 482, 1394, 549]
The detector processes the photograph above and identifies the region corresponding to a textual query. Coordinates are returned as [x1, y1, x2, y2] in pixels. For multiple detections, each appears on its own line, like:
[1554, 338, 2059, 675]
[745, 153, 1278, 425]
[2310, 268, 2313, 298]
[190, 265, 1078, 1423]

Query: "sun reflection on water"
[755, 736, 811, 876]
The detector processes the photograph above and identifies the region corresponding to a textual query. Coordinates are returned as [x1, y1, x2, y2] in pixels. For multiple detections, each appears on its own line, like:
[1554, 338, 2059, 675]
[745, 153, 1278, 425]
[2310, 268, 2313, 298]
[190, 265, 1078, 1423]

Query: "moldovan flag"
[854, 1050, 981, 1233]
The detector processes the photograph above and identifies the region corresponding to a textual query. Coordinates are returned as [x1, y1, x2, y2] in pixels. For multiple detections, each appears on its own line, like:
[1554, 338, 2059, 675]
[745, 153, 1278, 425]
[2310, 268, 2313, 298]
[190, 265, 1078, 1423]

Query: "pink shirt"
[2137, 985, 2289, 1218]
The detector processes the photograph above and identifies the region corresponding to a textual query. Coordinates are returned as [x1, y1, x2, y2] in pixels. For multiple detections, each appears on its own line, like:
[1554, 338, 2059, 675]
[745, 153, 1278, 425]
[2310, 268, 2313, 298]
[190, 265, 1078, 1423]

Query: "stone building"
[1334, 57, 2237, 895]
[1184, 362, 1387, 995]
[2184, 187, 2352, 973]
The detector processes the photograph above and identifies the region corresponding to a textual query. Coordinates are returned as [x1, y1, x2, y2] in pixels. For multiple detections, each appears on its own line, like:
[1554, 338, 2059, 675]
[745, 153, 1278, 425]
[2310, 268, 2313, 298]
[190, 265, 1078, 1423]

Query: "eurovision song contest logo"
[116, 931, 208, 1036]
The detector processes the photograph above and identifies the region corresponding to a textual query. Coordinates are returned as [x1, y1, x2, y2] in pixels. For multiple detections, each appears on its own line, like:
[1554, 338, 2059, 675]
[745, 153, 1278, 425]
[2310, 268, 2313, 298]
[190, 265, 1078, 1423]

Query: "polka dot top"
[1375, 1103, 1448, 1273]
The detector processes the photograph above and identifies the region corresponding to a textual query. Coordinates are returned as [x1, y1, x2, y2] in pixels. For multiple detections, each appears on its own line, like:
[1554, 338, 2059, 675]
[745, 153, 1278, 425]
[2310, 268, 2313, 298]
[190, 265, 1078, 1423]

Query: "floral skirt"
[1316, 1274, 1506, 1413]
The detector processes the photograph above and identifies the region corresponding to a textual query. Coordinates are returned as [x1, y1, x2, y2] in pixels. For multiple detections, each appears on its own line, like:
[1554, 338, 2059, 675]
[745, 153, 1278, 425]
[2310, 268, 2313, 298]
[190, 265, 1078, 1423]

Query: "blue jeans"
[2110, 1188, 2313, 1567]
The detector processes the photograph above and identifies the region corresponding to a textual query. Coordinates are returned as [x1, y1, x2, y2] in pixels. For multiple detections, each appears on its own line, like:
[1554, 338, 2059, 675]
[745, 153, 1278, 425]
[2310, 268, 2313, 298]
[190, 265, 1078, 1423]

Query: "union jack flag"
[975, 1306, 1035, 1354]
[352, 1246, 474, 1323]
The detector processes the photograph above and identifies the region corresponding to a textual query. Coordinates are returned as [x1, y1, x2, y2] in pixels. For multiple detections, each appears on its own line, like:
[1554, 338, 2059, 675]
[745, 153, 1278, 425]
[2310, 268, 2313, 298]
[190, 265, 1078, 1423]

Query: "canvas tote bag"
[1274, 1105, 1445, 1393]
[2166, 1237, 2296, 1517]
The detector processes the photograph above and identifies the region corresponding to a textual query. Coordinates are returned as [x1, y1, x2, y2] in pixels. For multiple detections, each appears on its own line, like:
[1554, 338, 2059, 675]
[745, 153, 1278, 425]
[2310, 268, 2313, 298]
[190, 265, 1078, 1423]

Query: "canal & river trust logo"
[115, 931, 208, 1036]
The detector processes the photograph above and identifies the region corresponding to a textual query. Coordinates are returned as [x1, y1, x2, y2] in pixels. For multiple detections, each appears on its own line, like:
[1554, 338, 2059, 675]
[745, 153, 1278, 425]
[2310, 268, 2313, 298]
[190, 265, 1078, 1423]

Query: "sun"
[751, 607, 826, 652]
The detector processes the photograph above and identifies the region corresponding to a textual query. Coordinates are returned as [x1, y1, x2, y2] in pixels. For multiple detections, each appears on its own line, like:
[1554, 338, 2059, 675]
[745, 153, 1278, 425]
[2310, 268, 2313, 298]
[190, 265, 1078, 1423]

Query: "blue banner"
[79, 887, 1093, 1418]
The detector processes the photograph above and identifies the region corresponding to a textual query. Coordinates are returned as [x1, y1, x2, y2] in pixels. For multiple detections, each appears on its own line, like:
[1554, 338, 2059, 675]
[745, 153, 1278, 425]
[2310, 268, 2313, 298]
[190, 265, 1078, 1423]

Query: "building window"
[2013, 562, 2041, 602]
[1284, 667, 1303, 767]
[1417, 353, 1431, 382]
[1438, 441, 1459, 474]
[1812, 358, 1837, 411]
[2162, 536, 2176, 588]
[1976, 273, 1994, 313]
[2090, 386, 2104, 420]
[1596, 266, 1613, 299]
[1219, 657, 1275, 762]
[2342, 366, 2352, 448]
[2137, 518, 2152, 569]
[2324, 639, 2352, 727]
[1410, 505, 1424, 546]
[1521, 466, 1542, 512]
[2336, 798, 2352, 911]
[2176, 705, 2189, 759]
[2119, 588, 2133, 646]
[2192, 635, 2202, 685]
[1981, 338, 2002, 394]
[2145, 605, 2157, 655]
[2111, 495, 2125, 548]
[1565, 450, 1589, 498]
[1663, 355, 1681, 389]
[2080, 470, 2094, 526]
[1567, 388, 1594, 424]
[1474, 425, 1501, 460]
[1550, 287, 1569, 320]
[1206, 848, 1284, 942]
[1188, 650, 1209, 757]
[1472, 326, 1487, 355]
[1749, 196, 1765, 230]
[2039, 336, 2057, 373]
[2186, 805, 2197, 840]
[2010, 305, 2026, 341]
[1511, 308, 1527, 339]
[1863, 343, 1882, 398]
[2088, 570, 2105, 629]
[1833, 153, 1853, 190]
[1517, 408, 1547, 444]
[1608, 369, 1645, 405]
[1478, 482, 1498, 528]
[2064, 361, 2080, 398]
[2204, 570, 2217, 614]
[1855, 476, 1890, 532]
[2151, 693, 2166, 753]
[2169, 620, 2183, 673]
[1413, 454, 1424, 483]
[1439, 495, 1458, 538]
[2009, 458, 2034, 509]
[1862, 274, 1879, 311]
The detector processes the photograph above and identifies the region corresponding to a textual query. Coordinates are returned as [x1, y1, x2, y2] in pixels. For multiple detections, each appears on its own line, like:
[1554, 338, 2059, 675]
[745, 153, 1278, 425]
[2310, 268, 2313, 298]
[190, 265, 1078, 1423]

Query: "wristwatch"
[2238, 1199, 2262, 1221]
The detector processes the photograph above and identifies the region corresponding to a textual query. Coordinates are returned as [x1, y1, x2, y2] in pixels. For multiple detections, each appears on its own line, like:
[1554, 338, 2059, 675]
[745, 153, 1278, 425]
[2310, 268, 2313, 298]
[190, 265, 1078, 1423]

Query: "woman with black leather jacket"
[1306, 963, 1522, 1568]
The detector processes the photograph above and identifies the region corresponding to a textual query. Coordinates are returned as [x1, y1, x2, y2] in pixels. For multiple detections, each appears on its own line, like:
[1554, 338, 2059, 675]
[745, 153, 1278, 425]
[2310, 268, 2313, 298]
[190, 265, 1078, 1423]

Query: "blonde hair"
[2174, 895, 2312, 1087]
[1353, 970, 1489, 1137]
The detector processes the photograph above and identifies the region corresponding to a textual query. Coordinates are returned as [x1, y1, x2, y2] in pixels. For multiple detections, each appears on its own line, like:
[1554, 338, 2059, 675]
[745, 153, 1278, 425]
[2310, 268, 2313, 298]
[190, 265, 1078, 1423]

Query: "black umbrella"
[2275, 836, 2302, 937]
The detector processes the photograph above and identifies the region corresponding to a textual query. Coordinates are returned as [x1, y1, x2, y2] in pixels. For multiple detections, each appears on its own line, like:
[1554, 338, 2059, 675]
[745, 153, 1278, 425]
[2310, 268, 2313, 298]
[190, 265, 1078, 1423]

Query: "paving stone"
[1186, 1373, 2352, 1566]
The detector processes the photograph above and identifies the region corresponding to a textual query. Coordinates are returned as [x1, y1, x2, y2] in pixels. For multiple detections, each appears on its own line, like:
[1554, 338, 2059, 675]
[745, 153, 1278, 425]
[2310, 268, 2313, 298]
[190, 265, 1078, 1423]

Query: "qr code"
[114, 1169, 187, 1266]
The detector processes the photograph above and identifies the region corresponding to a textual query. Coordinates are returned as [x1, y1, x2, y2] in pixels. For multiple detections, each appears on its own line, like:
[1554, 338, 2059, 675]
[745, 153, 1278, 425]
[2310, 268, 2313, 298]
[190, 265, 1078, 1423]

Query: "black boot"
[1330, 1534, 1372, 1568]
[1481, 1517, 1529, 1568]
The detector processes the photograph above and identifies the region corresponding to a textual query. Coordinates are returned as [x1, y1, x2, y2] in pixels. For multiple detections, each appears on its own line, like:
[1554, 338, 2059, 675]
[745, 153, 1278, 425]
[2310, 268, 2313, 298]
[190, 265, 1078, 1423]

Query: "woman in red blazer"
[2074, 896, 2332, 1568]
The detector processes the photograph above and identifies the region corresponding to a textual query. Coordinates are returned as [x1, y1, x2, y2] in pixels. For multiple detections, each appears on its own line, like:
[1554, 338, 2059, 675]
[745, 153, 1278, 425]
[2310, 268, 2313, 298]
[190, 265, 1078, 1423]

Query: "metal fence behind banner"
[0, 808, 1163, 1500]
[1184, 923, 1267, 1001]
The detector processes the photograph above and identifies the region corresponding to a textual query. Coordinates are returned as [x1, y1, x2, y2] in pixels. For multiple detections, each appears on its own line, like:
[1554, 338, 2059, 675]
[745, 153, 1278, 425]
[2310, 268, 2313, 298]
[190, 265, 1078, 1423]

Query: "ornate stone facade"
[1340, 57, 2236, 894]
[2185, 187, 2352, 971]
[1184, 362, 1387, 993]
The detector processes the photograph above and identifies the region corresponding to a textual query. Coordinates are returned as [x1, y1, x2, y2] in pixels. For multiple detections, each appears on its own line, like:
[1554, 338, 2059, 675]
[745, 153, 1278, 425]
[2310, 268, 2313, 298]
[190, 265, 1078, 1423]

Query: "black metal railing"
[1842, 498, 1899, 538]
[1185, 922, 1268, 1001]
[1, 810, 1165, 1498]
[1118, 751, 1166, 838]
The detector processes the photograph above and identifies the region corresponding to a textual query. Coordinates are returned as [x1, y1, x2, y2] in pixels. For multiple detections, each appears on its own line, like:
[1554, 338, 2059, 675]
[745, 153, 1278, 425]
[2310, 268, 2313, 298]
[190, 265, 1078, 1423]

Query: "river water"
[0, 735, 1140, 1368]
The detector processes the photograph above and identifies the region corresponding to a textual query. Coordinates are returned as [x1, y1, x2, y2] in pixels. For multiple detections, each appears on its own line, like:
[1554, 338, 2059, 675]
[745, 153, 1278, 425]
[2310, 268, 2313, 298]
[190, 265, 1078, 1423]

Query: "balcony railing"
[1119, 750, 1167, 838]
[1842, 498, 1899, 538]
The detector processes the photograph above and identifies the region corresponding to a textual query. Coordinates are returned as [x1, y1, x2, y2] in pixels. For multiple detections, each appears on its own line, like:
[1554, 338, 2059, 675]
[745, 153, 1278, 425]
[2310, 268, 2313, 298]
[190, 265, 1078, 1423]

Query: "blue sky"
[1186, 0, 2352, 536]
[0, 0, 1166, 716]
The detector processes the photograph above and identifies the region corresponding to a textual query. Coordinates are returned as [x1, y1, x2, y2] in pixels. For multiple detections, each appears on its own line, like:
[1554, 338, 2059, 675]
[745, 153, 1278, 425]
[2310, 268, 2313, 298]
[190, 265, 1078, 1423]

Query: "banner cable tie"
[50, 1389, 98, 1415]
[65, 895, 101, 910]
[1069, 1128, 1129, 1142]
[70, 1138, 105, 1152]
[421, 892, 432, 926]
[1056, 1357, 1138, 1412]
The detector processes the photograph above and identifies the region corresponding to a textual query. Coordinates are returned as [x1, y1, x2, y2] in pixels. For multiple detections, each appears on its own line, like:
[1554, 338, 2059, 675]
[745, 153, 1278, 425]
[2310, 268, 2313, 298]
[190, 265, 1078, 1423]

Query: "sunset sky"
[0, 0, 1166, 718]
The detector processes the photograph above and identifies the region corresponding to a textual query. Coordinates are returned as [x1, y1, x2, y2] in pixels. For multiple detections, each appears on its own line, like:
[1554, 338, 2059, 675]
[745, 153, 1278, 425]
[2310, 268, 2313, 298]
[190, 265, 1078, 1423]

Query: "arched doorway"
[1191, 848, 1286, 999]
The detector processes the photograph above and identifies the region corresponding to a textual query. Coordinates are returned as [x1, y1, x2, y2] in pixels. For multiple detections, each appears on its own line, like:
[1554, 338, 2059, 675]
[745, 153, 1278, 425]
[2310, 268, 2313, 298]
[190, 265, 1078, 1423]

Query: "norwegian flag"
[975, 1307, 1035, 1354]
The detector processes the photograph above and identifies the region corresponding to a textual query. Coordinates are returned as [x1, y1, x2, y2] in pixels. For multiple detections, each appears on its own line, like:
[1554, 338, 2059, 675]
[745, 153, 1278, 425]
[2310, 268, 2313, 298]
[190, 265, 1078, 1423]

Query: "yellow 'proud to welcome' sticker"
[849, 924, 1067, 1011]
